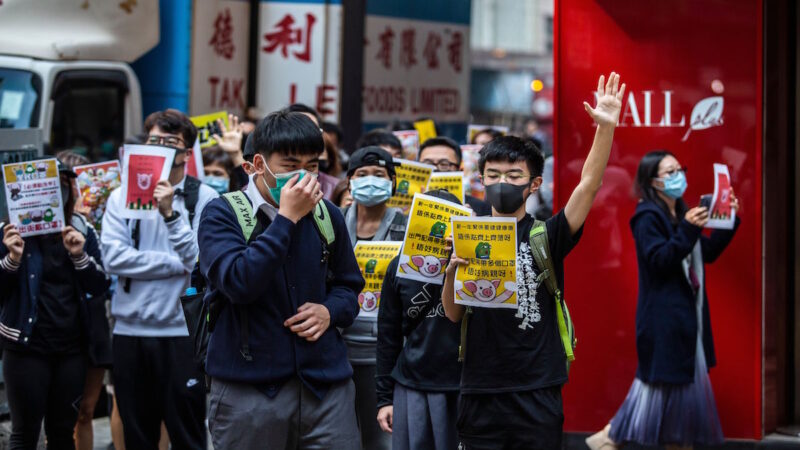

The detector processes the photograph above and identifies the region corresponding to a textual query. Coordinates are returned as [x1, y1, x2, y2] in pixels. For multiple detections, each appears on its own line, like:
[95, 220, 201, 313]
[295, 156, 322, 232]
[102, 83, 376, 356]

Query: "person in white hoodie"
[101, 109, 218, 450]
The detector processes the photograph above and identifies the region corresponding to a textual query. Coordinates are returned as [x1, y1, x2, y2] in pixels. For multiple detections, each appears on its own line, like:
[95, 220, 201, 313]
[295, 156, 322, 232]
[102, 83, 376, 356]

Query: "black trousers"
[112, 335, 206, 450]
[3, 348, 86, 450]
[457, 387, 564, 450]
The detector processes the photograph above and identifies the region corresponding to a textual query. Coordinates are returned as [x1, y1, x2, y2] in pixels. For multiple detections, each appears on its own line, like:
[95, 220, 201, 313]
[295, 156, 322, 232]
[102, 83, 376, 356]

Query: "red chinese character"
[263, 13, 316, 63]
[447, 30, 463, 72]
[209, 8, 235, 60]
[400, 28, 417, 69]
[423, 32, 442, 69]
[376, 26, 395, 69]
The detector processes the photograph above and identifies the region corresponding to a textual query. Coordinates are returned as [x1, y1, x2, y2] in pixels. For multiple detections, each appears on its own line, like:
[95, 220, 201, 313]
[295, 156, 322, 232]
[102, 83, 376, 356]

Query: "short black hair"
[471, 128, 503, 145]
[321, 121, 343, 144]
[478, 135, 544, 178]
[424, 189, 462, 205]
[251, 111, 324, 158]
[386, 120, 415, 132]
[143, 109, 197, 147]
[286, 103, 321, 125]
[419, 136, 461, 164]
[356, 129, 402, 152]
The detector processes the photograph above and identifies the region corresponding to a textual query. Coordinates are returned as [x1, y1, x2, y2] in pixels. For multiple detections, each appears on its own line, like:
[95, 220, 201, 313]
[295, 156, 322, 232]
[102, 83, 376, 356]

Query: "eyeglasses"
[658, 167, 686, 177]
[482, 170, 531, 183]
[421, 159, 459, 171]
[146, 135, 187, 149]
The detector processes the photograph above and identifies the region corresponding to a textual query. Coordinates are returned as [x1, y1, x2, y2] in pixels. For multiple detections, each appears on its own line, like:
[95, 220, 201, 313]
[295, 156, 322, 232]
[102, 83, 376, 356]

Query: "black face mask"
[318, 159, 329, 173]
[484, 182, 529, 214]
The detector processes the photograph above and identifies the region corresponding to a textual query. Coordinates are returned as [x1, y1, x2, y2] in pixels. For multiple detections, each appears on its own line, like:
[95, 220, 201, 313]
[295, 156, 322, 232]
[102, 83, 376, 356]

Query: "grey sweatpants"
[208, 377, 361, 450]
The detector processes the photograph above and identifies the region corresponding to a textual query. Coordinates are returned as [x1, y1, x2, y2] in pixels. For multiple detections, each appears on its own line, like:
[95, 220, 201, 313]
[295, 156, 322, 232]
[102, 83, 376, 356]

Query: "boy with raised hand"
[198, 110, 364, 449]
[442, 72, 625, 449]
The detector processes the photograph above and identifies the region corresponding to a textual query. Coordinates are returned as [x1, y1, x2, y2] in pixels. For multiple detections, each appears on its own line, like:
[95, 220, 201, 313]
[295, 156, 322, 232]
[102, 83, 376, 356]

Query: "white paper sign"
[2, 158, 65, 237]
[119, 145, 175, 219]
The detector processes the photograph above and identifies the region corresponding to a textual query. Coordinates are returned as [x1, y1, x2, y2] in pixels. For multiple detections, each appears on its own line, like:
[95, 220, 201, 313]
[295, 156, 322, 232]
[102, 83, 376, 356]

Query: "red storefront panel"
[555, 0, 763, 438]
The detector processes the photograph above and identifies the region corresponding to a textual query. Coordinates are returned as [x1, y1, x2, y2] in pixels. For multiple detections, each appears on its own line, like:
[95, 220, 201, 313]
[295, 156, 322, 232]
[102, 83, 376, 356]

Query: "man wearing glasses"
[101, 109, 218, 449]
[417, 137, 492, 216]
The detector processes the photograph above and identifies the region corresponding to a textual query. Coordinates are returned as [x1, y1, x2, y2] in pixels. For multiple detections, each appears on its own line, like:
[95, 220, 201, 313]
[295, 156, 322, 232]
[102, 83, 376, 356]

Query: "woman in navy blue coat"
[587, 150, 739, 450]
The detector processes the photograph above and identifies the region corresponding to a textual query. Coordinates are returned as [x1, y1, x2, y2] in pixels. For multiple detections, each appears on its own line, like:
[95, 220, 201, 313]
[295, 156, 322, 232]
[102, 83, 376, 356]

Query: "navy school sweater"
[631, 200, 739, 384]
[198, 194, 364, 395]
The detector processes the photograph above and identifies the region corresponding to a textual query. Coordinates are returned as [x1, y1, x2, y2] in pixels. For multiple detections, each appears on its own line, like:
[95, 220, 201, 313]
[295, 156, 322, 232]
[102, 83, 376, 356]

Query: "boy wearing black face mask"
[442, 72, 626, 449]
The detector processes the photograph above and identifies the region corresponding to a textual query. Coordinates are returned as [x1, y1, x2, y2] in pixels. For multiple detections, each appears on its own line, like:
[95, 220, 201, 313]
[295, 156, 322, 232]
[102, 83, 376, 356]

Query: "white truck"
[0, 0, 159, 160]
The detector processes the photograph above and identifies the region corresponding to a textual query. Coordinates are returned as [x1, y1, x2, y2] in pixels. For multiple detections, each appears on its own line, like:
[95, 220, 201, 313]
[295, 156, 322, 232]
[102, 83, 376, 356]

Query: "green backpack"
[458, 220, 577, 372]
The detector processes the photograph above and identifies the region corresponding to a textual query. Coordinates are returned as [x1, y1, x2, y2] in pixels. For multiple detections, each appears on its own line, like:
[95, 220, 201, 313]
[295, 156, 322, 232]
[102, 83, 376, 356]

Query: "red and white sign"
[256, 1, 342, 120]
[120, 145, 174, 219]
[190, 0, 250, 117]
[362, 16, 470, 123]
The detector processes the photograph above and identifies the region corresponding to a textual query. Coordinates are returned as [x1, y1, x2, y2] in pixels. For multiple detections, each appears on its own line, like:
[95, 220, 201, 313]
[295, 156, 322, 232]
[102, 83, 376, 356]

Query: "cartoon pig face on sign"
[464, 279, 502, 302]
[411, 255, 448, 277]
[359, 291, 380, 312]
[137, 173, 153, 191]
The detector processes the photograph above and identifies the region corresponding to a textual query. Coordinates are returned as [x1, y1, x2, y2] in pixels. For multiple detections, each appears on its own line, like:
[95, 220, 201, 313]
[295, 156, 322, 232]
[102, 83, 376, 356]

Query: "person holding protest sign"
[101, 109, 218, 449]
[418, 136, 492, 216]
[586, 151, 740, 450]
[198, 110, 363, 449]
[1, 159, 111, 449]
[376, 189, 464, 450]
[442, 72, 626, 449]
[340, 145, 407, 450]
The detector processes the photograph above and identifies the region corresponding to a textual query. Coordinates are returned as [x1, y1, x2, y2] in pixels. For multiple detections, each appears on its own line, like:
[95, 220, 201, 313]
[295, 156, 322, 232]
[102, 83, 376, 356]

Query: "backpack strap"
[218, 191, 258, 362]
[221, 191, 256, 242]
[122, 219, 140, 294]
[183, 176, 202, 229]
[528, 220, 575, 364]
[312, 201, 335, 266]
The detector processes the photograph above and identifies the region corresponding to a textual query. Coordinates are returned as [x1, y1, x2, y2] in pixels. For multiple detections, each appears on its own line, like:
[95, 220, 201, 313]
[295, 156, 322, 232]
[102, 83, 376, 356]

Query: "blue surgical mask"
[350, 176, 393, 207]
[657, 171, 688, 199]
[259, 155, 315, 205]
[204, 176, 229, 194]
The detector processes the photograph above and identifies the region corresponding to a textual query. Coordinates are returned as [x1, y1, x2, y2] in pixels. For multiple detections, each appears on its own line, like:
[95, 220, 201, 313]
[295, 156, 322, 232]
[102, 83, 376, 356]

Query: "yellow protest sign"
[451, 216, 518, 309]
[386, 159, 435, 213]
[397, 194, 471, 285]
[413, 119, 437, 145]
[427, 171, 465, 204]
[190, 111, 229, 148]
[354, 241, 403, 317]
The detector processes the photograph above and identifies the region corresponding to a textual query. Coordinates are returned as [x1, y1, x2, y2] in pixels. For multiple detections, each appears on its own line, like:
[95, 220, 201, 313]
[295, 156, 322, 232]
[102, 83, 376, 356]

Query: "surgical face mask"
[656, 171, 688, 199]
[258, 155, 315, 205]
[204, 176, 229, 195]
[350, 175, 392, 207]
[484, 182, 529, 214]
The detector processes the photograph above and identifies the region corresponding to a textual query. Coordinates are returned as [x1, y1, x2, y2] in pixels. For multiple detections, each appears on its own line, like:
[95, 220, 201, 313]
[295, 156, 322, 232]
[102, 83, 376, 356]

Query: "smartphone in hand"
[699, 194, 712, 209]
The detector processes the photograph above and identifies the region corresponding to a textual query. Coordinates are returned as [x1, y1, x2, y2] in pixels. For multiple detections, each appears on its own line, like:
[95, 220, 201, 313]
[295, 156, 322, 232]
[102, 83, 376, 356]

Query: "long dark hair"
[634, 150, 687, 223]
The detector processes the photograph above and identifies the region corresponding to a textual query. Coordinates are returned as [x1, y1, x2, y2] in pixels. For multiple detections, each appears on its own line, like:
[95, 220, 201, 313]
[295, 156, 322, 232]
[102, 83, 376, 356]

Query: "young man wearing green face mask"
[198, 110, 364, 449]
[339, 145, 407, 450]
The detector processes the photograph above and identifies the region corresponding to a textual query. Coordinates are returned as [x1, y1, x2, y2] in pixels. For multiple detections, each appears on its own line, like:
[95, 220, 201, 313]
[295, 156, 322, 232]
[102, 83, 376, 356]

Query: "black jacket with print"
[375, 256, 462, 408]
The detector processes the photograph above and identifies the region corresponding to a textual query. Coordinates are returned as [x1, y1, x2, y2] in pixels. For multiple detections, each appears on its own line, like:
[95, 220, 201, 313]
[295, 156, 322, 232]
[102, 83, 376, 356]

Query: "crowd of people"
[0, 72, 742, 450]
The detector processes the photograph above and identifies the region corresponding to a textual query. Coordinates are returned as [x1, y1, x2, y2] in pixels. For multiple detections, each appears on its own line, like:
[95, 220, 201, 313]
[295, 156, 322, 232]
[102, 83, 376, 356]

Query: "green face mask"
[259, 156, 315, 205]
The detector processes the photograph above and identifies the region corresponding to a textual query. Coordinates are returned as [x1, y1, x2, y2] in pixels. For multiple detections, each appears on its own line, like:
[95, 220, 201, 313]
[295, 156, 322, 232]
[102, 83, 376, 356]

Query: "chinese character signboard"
[396, 193, 470, 285]
[427, 171, 465, 205]
[257, 1, 342, 121]
[386, 159, 435, 212]
[451, 216, 518, 309]
[2, 159, 65, 237]
[190, 1, 250, 117]
[362, 10, 470, 124]
[353, 241, 403, 318]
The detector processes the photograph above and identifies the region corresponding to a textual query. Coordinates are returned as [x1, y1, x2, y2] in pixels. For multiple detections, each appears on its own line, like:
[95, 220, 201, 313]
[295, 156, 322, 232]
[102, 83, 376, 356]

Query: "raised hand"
[212, 114, 245, 165]
[583, 72, 626, 127]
